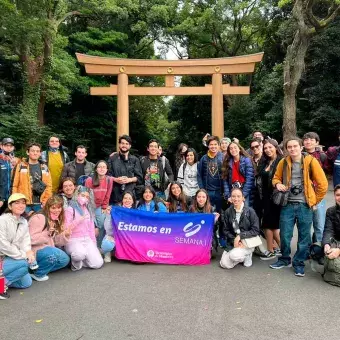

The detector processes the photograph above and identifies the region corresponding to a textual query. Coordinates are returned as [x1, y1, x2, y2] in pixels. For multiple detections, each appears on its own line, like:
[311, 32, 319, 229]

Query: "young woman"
[220, 137, 231, 158]
[64, 186, 104, 271]
[177, 148, 199, 198]
[174, 143, 188, 179]
[119, 191, 136, 209]
[256, 139, 283, 260]
[85, 160, 114, 248]
[28, 195, 70, 281]
[220, 188, 260, 269]
[0, 194, 33, 299]
[222, 141, 254, 206]
[167, 181, 192, 213]
[137, 186, 167, 212]
[58, 177, 76, 208]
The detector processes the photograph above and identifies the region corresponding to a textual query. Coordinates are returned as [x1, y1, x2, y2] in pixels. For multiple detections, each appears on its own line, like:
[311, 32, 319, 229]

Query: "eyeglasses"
[251, 145, 260, 150]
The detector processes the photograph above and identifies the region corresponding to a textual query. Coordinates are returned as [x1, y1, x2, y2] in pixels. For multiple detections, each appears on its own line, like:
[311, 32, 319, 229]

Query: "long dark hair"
[168, 181, 189, 212]
[222, 142, 251, 179]
[137, 186, 161, 212]
[190, 189, 212, 213]
[184, 148, 198, 165]
[120, 190, 136, 209]
[92, 160, 109, 187]
[258, 138, 283, 174]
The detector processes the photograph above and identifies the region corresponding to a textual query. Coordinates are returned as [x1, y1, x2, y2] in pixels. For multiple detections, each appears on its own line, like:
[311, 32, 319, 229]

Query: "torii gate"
[76, 52, 263, 147]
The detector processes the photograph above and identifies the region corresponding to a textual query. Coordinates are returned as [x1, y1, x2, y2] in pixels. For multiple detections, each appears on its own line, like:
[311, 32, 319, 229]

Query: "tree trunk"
[282, 0, 311, 141]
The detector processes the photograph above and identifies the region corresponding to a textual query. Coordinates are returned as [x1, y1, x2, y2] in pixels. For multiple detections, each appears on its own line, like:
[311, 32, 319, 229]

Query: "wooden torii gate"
[76, 52, 263, 147]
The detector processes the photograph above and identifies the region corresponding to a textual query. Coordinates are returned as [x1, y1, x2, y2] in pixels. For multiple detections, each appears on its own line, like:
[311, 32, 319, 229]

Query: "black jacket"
[108, 153, 143, 203]
[140, 156, 174, 192]
[322, 204, 340, 247]
[222, 205, 260, 248]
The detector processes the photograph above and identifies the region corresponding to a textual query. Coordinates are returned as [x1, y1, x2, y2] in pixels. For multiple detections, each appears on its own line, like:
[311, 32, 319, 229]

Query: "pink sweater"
[64, 206, 96, 243]
[85, 176, 114, 209]
[28, 214, 69, 252]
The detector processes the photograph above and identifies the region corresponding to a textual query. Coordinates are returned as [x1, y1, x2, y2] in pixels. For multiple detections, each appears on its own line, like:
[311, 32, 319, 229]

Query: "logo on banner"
[183, 220, 205, 237]
[147, 250, 155, 258]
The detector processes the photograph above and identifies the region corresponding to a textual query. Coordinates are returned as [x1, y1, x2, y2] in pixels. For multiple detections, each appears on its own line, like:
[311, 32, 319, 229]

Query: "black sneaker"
[0, 286, 10, 300]
[260, 251, 277, 261]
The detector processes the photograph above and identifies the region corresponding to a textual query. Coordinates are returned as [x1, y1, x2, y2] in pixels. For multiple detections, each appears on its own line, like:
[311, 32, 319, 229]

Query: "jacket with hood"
[223, 156, 254, 200]
[0, 213, 31, 260]
[12, 158, 52, 205]
[272, 154, 328, 207]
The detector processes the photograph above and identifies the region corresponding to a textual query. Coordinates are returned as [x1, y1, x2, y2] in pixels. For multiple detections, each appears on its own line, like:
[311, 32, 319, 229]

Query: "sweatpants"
[65, 237, 104, 271]
[220, 247, 253, 269]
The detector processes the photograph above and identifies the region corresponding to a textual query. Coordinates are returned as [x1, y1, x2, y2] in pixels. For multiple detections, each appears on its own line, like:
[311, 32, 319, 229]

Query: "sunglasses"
[251, 144, 260, 150]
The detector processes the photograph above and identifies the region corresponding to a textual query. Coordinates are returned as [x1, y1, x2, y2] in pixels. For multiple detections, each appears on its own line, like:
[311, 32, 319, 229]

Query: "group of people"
[0, 130, 340, 299]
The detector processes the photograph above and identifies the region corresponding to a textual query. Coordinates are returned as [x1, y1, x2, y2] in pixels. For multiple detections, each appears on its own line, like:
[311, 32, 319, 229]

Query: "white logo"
[183, 220, 205, 237]
[147, 250, 155, 257]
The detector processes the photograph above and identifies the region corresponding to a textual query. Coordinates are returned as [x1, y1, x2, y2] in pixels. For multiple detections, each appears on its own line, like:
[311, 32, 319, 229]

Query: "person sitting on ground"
[41, 136, 70, 193]
[28, 195, 70, 282]
[137, 186, 167, 212]
[322, 184, 340, 260]
[64, 186, 103, 271]
[119, 191, 136, 209]
[0, 194, 34, 300]
[58, 177, 76, 208]
[177, 148, 199, 198]
[12, 142, 52, 215]
[61, 145, 95, 184]
[167, 181, 192, 213]
[220, 188, 260, 269]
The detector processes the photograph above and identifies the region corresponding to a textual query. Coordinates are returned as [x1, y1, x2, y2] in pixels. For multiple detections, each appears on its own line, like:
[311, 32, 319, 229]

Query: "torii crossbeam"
[76, 52, 263, 147]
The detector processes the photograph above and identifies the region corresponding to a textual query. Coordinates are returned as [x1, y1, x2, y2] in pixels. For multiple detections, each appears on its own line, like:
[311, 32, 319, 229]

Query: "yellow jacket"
[272, 154, 328, 207]
[12, 159, 52, 205]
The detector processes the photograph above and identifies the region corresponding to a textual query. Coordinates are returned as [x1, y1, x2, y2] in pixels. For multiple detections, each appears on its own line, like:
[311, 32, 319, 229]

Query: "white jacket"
[0, 213, 31, 260]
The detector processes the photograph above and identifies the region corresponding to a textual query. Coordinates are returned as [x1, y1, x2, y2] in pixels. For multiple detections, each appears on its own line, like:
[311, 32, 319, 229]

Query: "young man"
[0, 138, 19, 213]
[140, 139, 174, 199]
[41, 136, 70, 193]
[12, 142, 52, 214]
[270, 137, 328, 277]
[62, 145, 95, 184]
[197, 136, 224, 212]
[108, 135, 143, 204]
[302, 132, 329, 243]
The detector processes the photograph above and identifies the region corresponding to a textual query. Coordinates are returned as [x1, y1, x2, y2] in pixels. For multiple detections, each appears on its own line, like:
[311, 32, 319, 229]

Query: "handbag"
[32, 172, 47, 195]
[241, 236, 262, 248]
[271, 159, 289, 207]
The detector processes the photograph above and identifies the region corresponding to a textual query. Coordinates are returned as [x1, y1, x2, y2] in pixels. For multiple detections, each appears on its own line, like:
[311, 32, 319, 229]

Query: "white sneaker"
[30, 274, 49, 282]
[243, 254, 253, 267]
[104, 253, 112, 263]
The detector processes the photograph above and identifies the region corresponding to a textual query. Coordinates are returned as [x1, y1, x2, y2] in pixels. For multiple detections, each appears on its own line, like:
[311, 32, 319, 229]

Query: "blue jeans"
[312, 199, 326, 243]
[95, 207, 108, 248]
[101, 236, 115, 254]
[25, 204, 42, 214]
[279, 203, 313, 268]
[35, 246, 70, 277]
[3, 257, 32, 288]
[207, 190, 222, 212]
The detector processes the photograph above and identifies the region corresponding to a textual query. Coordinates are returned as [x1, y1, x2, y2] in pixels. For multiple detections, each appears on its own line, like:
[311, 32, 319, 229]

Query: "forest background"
[0, 0, 339, 162]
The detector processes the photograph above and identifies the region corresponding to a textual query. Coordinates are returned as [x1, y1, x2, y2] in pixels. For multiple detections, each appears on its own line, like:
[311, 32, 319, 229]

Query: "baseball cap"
[8, 193, 28, 205]
[2, 137, 14, 145]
